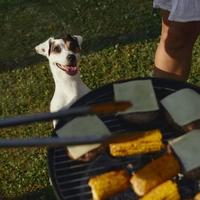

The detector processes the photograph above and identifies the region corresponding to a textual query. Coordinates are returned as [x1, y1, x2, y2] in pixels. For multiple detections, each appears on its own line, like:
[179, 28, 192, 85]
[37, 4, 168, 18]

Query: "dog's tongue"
[67, 66, 78, 75]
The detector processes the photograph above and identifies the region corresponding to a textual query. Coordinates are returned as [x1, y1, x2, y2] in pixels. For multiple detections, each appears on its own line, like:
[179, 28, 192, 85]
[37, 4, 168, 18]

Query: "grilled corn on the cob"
[194, 193, 200, 200]
[109, 129, 163, 157]
[130, 153, 181, 196]
[88, 169, 130, 200]
[140, 180, 181, 200]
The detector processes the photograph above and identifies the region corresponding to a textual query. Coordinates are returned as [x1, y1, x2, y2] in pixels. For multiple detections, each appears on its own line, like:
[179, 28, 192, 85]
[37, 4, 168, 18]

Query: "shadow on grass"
[0, 0, 161, 73]
[0, 29, 160, 73]
[0, 55, 44, 73]
[6, 186, 56, 200]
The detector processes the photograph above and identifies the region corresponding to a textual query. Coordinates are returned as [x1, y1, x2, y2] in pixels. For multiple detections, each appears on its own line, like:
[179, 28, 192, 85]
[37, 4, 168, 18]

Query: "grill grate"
[49, 147, 152, 200]
[48, 78, 200, 200]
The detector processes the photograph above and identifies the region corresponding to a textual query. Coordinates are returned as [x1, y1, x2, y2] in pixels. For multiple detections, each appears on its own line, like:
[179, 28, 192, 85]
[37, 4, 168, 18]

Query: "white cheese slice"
[169, 129, 200, 172]
[56, 115, 111, 159]
[161, 88, 200, 126]
[114, 80, 159, 114]
[67, 144, 100, 160]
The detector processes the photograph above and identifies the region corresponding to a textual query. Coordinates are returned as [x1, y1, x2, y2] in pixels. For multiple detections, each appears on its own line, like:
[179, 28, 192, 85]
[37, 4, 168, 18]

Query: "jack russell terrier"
[35, 35, 104, 161]
[35, 35, 90, 127]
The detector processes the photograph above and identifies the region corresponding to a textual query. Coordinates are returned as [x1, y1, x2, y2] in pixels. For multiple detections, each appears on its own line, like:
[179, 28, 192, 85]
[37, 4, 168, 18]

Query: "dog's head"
[35, 35, 83, 76]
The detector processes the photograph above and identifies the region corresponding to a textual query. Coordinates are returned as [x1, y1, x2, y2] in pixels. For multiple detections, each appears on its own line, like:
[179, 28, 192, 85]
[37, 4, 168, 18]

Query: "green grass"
[0, 1, 200, 199]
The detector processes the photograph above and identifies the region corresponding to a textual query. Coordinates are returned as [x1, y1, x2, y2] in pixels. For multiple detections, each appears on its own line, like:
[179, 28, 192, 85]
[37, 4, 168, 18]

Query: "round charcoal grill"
[48, 77, 200, 200]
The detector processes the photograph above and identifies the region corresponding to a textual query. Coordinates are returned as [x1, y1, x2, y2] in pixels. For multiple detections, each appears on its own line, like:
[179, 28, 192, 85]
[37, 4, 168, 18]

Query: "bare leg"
[154, 10, 200, 81]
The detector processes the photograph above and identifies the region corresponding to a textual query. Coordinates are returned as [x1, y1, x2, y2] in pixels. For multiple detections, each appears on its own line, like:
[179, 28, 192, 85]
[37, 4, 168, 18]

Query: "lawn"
[0, 0, 200, 199]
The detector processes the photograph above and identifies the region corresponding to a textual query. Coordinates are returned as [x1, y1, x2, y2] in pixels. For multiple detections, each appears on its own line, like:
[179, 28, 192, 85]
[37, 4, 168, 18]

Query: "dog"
[35, 34, 90, 127]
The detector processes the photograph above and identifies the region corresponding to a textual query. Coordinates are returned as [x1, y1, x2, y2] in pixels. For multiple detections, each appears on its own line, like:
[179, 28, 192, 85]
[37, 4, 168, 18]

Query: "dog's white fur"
[35, 35, 90, 127]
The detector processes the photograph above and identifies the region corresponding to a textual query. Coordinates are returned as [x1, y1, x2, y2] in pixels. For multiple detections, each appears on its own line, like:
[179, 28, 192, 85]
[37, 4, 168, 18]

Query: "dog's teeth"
[56, 63, 78, 75]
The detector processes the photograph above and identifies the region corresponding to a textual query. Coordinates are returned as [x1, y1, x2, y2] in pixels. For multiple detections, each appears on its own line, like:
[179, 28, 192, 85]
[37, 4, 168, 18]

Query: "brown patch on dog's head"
[63, 34, 81, 53]
[48, 41, 62, 56]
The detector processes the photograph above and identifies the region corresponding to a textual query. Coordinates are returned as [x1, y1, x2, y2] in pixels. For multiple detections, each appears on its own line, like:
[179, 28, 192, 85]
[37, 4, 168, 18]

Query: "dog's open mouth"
[56, 63, 78, 76]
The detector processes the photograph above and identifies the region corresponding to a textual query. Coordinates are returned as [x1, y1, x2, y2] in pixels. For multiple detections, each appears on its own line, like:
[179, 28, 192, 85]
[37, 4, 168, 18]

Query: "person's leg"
[154, 10, 200, 81]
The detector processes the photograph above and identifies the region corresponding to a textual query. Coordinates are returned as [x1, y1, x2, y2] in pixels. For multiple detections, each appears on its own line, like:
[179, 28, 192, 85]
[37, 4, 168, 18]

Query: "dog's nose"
[67, 54, 76, 63]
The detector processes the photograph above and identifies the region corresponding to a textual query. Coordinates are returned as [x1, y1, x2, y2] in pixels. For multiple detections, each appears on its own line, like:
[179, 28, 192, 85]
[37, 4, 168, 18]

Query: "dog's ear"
[35, 37, 54, 57]
[73, 35, 83, 48]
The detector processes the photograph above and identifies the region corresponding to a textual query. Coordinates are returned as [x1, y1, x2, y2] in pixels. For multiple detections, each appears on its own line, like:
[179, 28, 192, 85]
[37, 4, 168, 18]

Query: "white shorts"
[153, 0, 200, 22]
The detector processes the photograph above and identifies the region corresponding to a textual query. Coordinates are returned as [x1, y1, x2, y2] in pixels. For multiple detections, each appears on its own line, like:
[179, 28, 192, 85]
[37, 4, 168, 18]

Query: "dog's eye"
[75, 47, 81, 53]
[53, 46, 61, 53]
